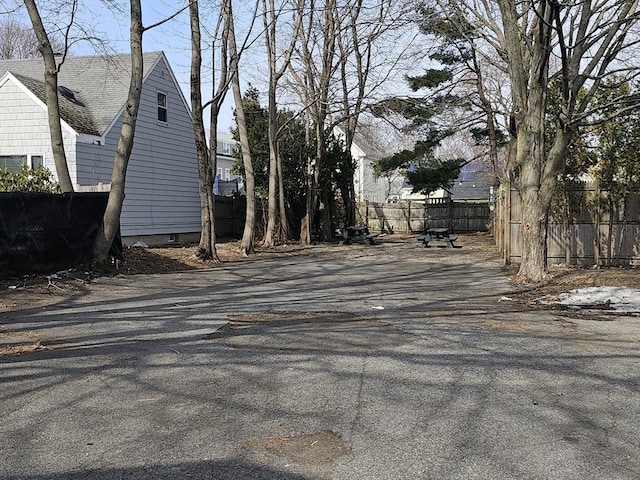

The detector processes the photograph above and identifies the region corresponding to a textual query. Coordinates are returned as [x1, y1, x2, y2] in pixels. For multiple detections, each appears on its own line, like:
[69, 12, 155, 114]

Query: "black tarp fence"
[0, 192, 122, 279]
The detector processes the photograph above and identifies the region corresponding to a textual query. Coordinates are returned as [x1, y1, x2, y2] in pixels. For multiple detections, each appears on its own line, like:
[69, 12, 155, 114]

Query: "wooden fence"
[356, 200, 491, 234]
[494, 184, 640, 266]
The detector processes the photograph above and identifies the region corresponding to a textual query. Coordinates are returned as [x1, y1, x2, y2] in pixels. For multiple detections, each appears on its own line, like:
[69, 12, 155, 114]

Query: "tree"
[423, 0, 640, 282]
[589, 80, 640, 265]
[0, 17, 65, 59]
[261, 0, 303, 247]
[226, 0, 258, 256]
[23, 0, 75, 193]
[232, 86, 270, 195]
[232, 87, 310, 238]
[189, 0, 214, 261]
[91, 0, 145, 268]
[92, 1, 189, 267]
[372, 155, 405, 202]
[495, 0, 640, 283]
[287, 0, 415, 241]
[334, 0, 412, 225]
[374, 129, 464, 196]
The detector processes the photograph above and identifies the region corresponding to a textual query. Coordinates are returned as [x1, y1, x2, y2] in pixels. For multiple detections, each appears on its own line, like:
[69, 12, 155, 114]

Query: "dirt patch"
[248, 430, 348, 465]
[0, 328, 46, 356]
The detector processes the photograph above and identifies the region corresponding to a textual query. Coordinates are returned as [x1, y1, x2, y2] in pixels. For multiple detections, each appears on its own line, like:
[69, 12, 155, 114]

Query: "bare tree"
[334, 0, 411, 226]
[495, 0, 640, 283]
[226, 0, 257, 256]
[0, 17, 65, 59]
[286, 0, 415, 241]
[92, 1, 190, 267]
[261, 0, 303, 246]
[428, 0, 640, 283]
[23, 0, 75, 192]
[190, 0, 220, 262]
[288, 0, 339, 243]
[91, 0, 145, 268]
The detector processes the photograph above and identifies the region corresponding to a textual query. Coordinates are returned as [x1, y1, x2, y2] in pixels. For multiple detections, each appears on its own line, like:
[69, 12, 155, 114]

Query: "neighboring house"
[448, 162, 494, 201]
[206, 131, 241, 196]
[400, 161, 494, 202]
[0, 51, 200, 246]
[334, 126, 404, 203]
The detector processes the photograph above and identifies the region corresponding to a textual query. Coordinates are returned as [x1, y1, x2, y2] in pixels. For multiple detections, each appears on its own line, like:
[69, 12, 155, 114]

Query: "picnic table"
[336, 225, 379, 245]
[417, 228, 461, 248]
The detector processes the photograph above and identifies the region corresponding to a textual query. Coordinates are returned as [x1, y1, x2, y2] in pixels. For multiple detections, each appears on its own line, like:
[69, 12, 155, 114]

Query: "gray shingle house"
[0, 51, 200, 245]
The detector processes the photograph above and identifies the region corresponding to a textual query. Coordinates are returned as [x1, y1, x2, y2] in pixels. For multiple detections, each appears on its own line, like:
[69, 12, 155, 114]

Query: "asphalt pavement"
[1, 238, 639, 479]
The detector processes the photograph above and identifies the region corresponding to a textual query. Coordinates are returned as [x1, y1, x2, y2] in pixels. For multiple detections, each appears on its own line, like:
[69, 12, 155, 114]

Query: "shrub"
[0, 165, 61, 193]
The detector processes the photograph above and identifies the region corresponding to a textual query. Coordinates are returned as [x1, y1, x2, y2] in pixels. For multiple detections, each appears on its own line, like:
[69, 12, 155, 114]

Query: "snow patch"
[556, 286, 640, 313]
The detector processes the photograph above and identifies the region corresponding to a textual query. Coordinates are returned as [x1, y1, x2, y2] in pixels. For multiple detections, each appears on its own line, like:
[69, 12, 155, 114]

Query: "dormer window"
[157, 91, 168, 123]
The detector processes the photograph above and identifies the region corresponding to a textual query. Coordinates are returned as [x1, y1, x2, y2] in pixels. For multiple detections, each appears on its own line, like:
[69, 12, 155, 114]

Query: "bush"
[0, 165, 61, 193]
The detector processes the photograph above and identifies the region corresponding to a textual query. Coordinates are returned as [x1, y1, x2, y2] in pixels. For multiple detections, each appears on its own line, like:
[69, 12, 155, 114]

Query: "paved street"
[1, 238, 639, 479]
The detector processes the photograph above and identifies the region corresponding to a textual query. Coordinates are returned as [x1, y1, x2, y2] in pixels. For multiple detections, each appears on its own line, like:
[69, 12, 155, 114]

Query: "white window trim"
[157, 91, 168, 124]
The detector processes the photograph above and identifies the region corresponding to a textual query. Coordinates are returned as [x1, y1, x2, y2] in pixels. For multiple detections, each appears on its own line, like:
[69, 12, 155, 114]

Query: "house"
[334, 126, 404, 203]
[0, 51, 201, 246]
[400, 161, 494, 203]
[207, 131, 242, 196]
[448, 162, 494, 202]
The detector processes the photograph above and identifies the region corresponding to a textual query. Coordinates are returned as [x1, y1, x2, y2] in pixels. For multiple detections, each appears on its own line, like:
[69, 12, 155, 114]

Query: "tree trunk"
[277, 150, 289, 241]
[226, 0, 255, 255]
[189, 0, 219, 262]
[514, 91, 549, 284]
[263, 85, 279, 247]
[92, 0, 144, 268]
[24, 0, 74, 193]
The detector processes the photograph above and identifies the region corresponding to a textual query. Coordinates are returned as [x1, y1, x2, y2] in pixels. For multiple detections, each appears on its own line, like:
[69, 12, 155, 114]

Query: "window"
[157, 92, 168, 123]
[224, 168, 230, 180]
[31, 155, 43, 169]
[0, 154, 45, 172]
[217, 167, 223, 177]
[222, 142, 232, 155]
[0, 155, 26, 173]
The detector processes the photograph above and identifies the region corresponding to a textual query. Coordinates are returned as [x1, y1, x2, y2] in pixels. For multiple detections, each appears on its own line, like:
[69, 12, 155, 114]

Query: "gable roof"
[449, 161, 494, 200]
[333, 125, 386, 161]
[7, 72, 99, 135]
[0, 51, 164, 137]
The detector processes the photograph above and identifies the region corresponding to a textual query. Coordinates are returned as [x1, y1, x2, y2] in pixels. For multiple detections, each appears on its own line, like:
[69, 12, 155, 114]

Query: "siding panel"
[76, 56, 200, 237]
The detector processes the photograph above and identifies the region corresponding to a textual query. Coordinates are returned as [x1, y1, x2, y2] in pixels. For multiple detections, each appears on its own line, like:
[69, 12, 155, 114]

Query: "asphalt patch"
[205, 310, 418, 351]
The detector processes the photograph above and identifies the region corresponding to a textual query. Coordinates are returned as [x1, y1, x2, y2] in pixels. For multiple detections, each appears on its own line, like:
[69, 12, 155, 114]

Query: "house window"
[0, 155, 27, 173]
[31, 155, 43, 169]
[217, 167, 223, 177]
[0, 154, 45, 172]
[222, 142, 232, 155]
[157, 92, 168, 123]
[224, 168, 230, 180]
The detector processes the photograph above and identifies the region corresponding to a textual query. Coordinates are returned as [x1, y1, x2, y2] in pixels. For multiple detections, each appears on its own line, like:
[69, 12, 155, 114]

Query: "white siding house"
[334, 126, 404, 203]
[0, 52, 200, 245]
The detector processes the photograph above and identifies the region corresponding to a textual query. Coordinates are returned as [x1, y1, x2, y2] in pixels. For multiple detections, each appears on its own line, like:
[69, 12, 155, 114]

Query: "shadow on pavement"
[3, 459, 313, 480]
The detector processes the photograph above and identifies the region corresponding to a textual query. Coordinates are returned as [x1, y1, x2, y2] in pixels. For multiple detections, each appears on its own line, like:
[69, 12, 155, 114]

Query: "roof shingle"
[0, 52, 162, 136]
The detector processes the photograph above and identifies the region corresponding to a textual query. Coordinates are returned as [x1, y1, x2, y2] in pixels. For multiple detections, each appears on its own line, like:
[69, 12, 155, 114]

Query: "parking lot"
[1, 236, 639, 479]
